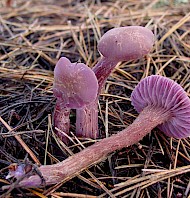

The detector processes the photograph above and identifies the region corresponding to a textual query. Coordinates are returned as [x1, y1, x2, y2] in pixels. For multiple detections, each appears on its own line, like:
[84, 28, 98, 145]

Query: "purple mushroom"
[8, 75, 190, 189]
[131, 75, 190, 138]
[76, 26, 154, 139]
[53, 57, 98, 141]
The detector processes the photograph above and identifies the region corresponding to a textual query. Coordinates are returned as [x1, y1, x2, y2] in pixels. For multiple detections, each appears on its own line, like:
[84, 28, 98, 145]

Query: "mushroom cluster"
[53, 57, 98, 141]
[53, 26, 154, 141]
[5, 75, 190, 189]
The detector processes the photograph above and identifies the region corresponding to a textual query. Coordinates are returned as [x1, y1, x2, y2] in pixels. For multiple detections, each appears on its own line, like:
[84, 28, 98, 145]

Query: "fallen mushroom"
[53, 57, 98, 141]
[76, 26, 154, 139]
[6, 75, 190, 189]
[131, 75, 190, 138]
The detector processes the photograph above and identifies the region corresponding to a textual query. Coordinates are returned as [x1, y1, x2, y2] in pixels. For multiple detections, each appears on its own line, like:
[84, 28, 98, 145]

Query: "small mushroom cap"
[53, 57, 98, 109]
[131, 75, 190, 139]
[98, 26, 154, 61]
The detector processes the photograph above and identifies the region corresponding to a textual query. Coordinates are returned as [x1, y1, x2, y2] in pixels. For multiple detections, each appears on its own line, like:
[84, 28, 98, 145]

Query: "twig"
[0, 116, 41, 165]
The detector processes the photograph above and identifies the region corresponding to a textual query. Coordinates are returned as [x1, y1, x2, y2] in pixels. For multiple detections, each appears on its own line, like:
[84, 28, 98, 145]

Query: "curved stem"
[54, 102, 70, 142]
[92, 57, 118, 93]
[76, 57, 118, 138]
[16, 106, 170, 188]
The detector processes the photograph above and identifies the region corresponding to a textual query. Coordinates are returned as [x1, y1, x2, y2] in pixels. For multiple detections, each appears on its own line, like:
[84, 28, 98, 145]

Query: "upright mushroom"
[76, 26, 154, 139]
[53, 57, 98, 141]
[8, 75, 190, 189]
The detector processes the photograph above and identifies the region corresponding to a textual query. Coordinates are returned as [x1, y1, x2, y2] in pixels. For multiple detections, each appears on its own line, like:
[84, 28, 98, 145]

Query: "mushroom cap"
[53, 57, 98, 109]
[131, 75, 190, 139]
[98, 26, 154, 61]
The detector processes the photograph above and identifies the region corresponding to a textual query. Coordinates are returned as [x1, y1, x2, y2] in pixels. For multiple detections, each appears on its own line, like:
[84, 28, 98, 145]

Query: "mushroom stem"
[54, 102, 70, 142]
[92, 57, 118, 93]
[76, 100, 99, 138]
[16, 105, 170, 188]
[76, 57, 118, 138]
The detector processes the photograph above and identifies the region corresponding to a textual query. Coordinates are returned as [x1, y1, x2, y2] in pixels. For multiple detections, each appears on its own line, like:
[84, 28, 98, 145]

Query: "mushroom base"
[76, 100, 99, 139]
[53, 102, 70, 142]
